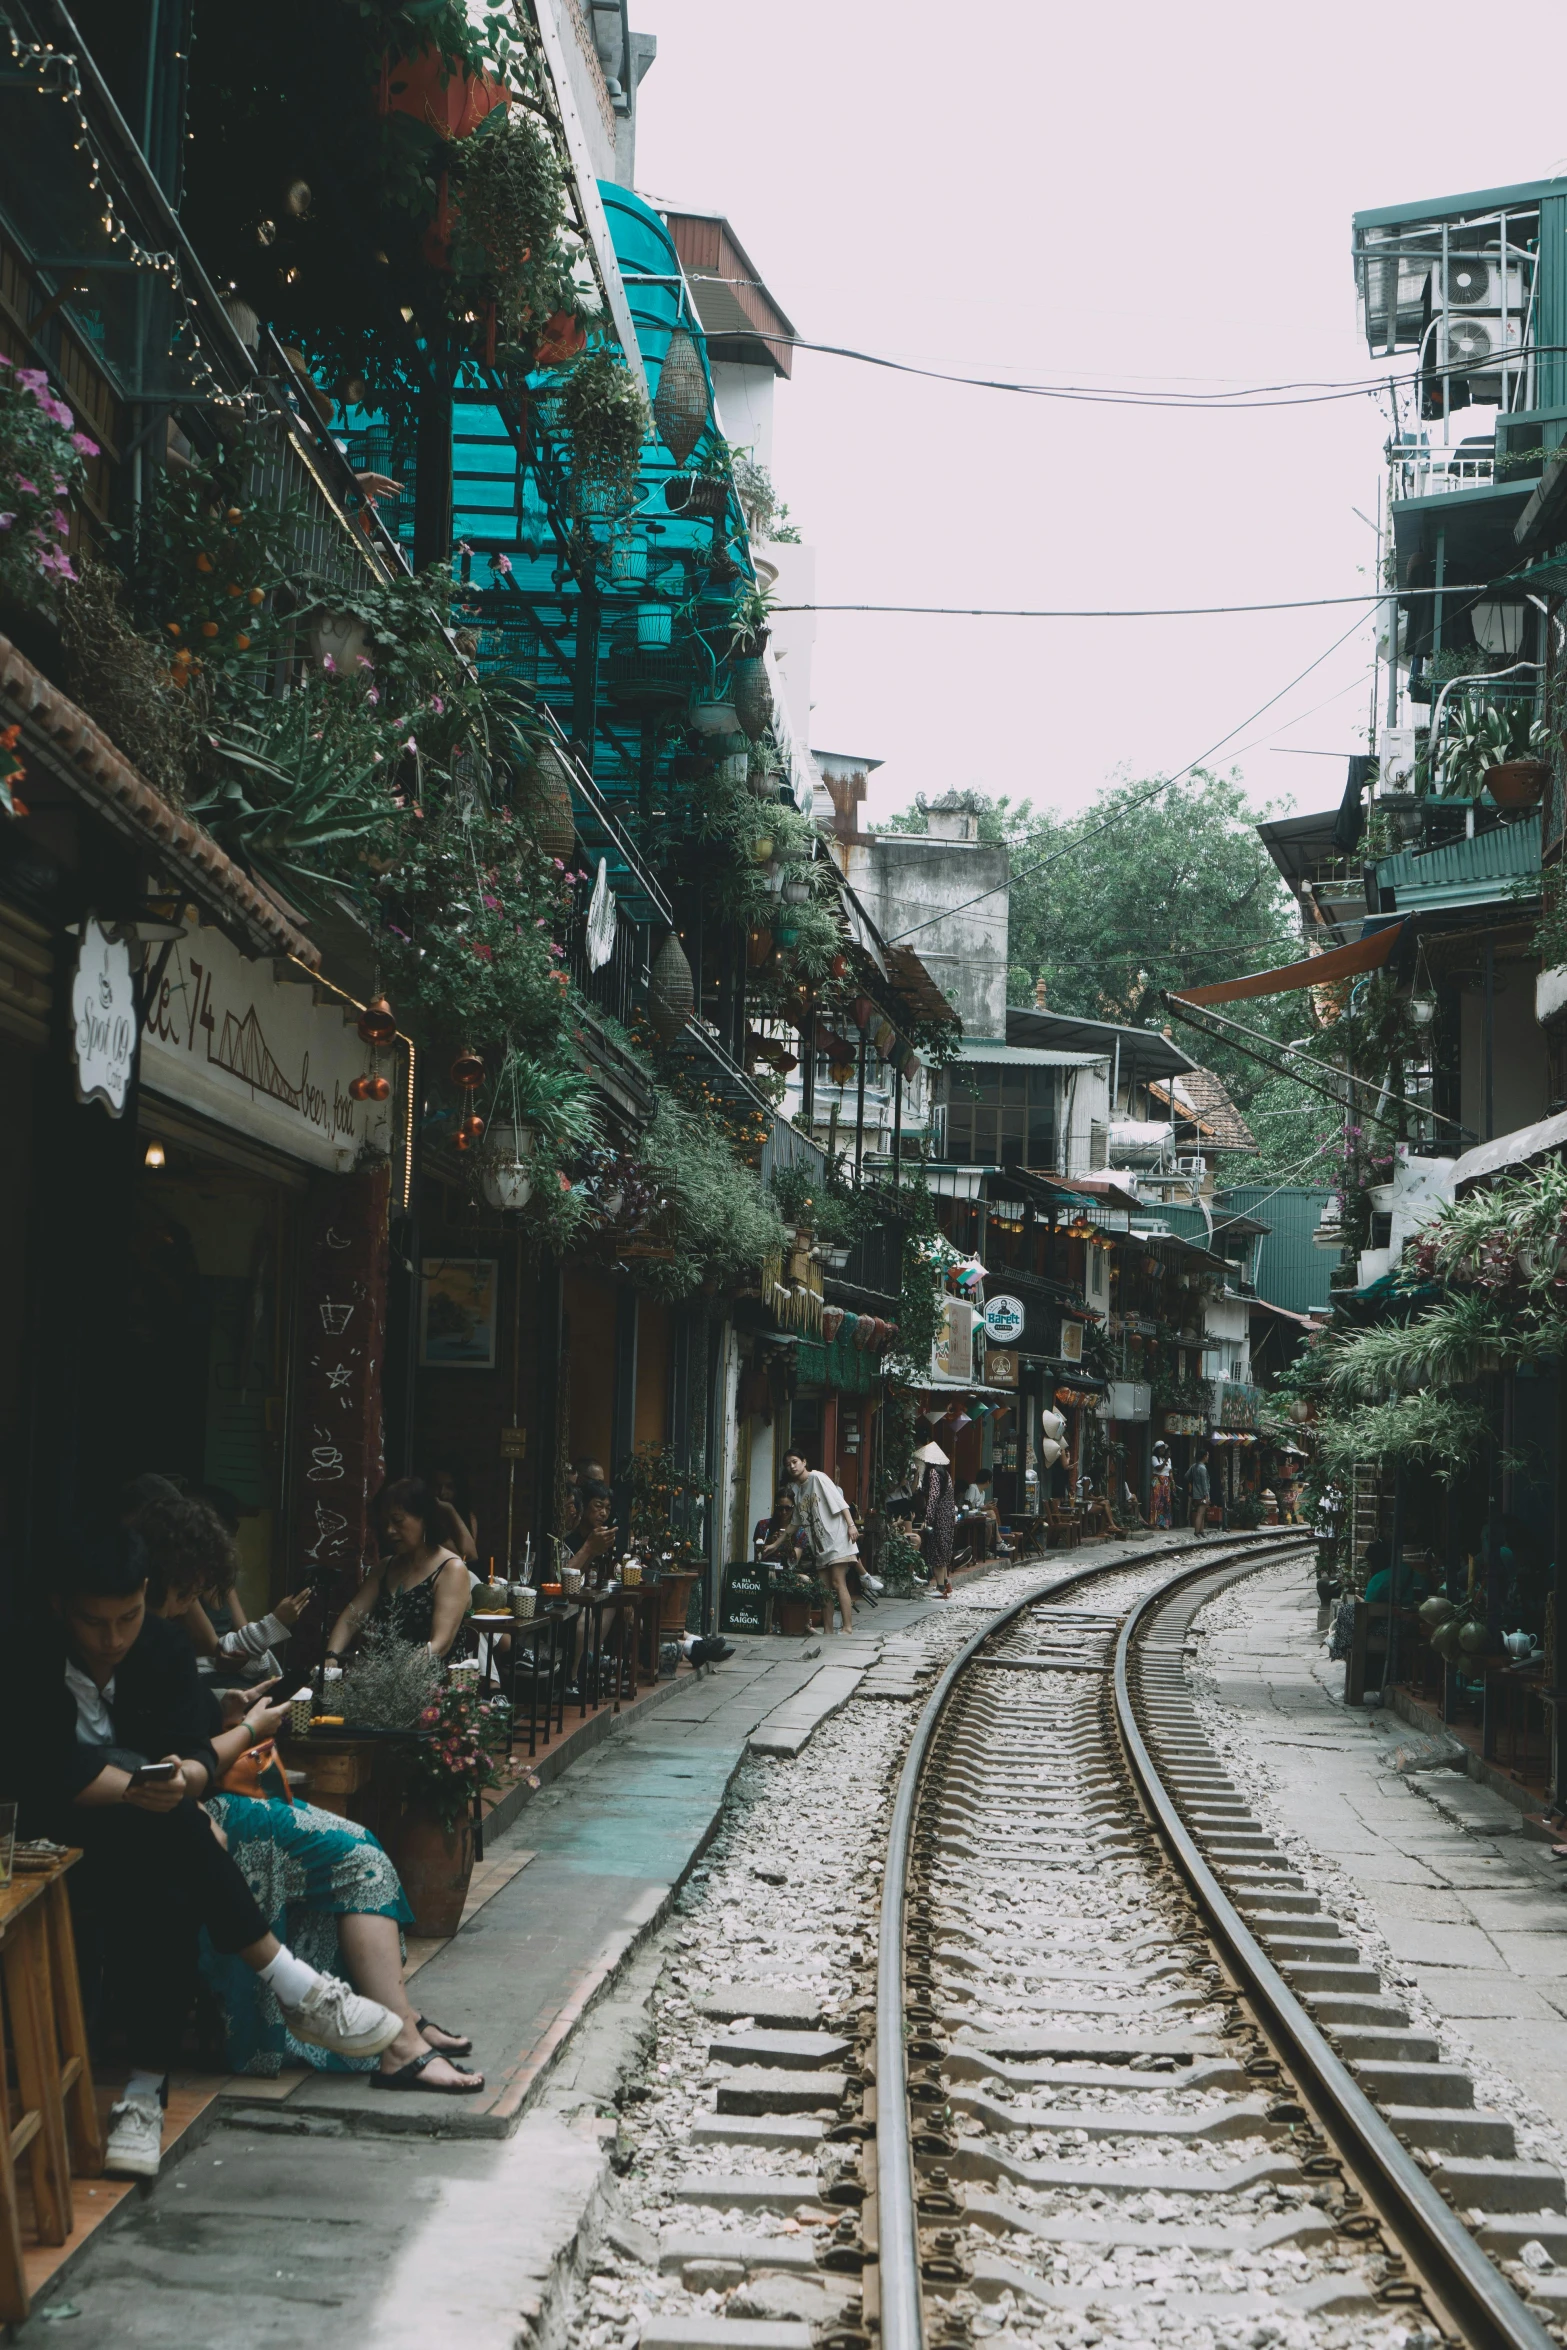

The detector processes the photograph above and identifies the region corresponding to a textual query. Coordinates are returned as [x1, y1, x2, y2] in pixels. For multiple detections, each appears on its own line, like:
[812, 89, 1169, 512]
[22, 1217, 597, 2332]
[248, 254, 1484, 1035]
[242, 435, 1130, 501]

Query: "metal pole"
[1494, 930, 1503, 1142]
[892, 1067, 903, 1185]
[854, 1026, 867, 1185]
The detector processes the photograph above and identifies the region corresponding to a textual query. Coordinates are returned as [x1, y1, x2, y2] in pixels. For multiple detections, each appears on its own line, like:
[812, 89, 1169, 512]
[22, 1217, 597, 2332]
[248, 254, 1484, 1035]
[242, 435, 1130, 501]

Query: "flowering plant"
[406, 1677, 511, 1827]
[0, 361, 94, 610]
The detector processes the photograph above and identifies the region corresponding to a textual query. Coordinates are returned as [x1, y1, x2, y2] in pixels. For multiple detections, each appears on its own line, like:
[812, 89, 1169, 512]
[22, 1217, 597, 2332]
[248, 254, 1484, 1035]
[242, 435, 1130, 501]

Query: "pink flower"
[367, 687, 380, 705]
[552, 857, 565, 871]
[15, 370, 45, 396]
[404, 735, 418, 752]
[482, 891, 500, 910]
[0, 515, 13, 532]
[71, 432, 98, 458]
[15, 480, 36, 496]
[495, 553, 512, 576]
[321, 654, 337, 673]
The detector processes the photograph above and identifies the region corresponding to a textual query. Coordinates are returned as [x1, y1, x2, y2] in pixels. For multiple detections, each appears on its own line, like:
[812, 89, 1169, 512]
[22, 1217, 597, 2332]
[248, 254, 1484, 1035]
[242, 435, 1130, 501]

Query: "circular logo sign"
[983, 1293, 1024, 1342]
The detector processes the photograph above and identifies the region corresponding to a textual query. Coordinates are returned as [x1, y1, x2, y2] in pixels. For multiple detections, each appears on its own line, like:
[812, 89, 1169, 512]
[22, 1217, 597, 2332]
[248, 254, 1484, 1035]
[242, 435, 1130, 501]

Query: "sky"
[628, 0, 1567, 831]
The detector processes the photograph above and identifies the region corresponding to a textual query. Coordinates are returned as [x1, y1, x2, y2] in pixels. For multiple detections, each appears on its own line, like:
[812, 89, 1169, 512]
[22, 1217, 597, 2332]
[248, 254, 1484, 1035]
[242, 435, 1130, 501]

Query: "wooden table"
[0, 1856, 103, 2323]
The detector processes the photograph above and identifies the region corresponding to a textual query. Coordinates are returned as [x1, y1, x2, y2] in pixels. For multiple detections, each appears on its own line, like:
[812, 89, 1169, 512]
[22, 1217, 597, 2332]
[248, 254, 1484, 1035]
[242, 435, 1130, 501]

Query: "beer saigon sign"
[140, 917, 388, 1169]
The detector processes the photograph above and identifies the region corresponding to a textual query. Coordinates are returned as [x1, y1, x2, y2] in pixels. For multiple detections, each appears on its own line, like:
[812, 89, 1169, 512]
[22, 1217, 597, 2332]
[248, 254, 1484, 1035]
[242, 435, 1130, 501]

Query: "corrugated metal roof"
[1217, 1185, 1334, 1317]
[953, 1041, 1107, 1068]
[1377, 814, 1541, 911]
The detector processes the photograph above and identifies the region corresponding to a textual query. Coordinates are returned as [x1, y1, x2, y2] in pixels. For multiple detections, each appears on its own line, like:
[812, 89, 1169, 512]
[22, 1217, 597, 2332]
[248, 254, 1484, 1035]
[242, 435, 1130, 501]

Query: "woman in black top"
[326, 1477, 471, 1664]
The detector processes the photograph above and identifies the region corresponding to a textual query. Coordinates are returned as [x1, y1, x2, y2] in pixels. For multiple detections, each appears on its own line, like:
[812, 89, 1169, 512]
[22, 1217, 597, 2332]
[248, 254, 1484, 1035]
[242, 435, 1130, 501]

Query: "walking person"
[914, 1441, 957, 1597]
[783, 1449, 860, 1636]
[1188, 1444, 1213, 1538]
[1150, 1439, 1174, 1531]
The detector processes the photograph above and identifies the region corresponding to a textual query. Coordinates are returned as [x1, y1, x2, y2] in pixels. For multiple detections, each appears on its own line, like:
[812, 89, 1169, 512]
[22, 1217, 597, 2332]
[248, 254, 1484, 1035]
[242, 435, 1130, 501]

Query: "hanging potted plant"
[728, 580, 776, 657]
[559, 343, 649, 517]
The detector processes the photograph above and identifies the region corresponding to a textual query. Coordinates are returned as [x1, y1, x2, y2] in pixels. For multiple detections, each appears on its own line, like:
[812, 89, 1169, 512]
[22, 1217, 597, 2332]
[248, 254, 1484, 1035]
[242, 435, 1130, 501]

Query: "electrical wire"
[623, 268, 1567, 413]
[883, 610, 1372, 951]
[775, 585, 1482, 621]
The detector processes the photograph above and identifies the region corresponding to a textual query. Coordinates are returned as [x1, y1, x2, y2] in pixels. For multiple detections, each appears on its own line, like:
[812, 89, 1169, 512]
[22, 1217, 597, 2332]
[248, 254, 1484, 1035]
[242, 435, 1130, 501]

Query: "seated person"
[3, 1531, 403, 2181]
[1362, 1536, 1429, 1607]
[326, 1477, 471, 1664]
[565, 1481, 618, 1586]
[754, 1489, 800, 1564]
[428, 1462, 480, 1565]
[958, 1478, 1001, 1560]
[138, 1515, 481, 2096]
[130, 1491, 313, 1681]
[1079, 1483, 1116, 1537]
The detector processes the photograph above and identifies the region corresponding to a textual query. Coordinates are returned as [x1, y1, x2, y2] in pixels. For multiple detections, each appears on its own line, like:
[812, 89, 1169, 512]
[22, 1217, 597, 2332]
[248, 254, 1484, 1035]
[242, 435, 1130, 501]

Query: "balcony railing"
[1390, 440, 1495, 501]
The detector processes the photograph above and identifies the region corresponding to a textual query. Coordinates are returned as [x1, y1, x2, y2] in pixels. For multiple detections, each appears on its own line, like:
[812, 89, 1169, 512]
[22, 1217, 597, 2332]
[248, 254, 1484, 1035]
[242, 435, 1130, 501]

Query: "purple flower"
[321, 654, 337, 673]
[404, 736, 418, 753]
[367, 687, 380, 705]
[71, 432, 98, 458]
[15, 480, 36, 497]
[0, 515, 13, 532]
[15, 369, 45, 396]
[482, 891, 500, 910]
[430, 695, 444, 714]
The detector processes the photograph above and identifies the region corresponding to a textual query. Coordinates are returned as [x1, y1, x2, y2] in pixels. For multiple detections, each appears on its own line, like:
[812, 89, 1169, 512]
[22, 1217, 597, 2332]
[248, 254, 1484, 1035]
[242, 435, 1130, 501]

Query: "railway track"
[872, 1539, 1565, 2350]
[566, 1535, 1567, 2350]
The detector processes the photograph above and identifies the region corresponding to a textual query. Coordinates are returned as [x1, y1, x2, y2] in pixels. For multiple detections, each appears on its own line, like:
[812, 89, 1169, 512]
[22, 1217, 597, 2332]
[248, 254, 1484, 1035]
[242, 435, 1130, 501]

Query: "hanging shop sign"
[140, 917, 390, 1169]
[1217, 1379, 1261, 1431]
[986, 1349, 1019, 1387]
[932, 1296, 979, 1383]
[982, 1293, 1025, 1344]
[1106, 1380, 1152, 1422]
[1163, 1411, 1205, 1437]
[71, 914, 135, 1116]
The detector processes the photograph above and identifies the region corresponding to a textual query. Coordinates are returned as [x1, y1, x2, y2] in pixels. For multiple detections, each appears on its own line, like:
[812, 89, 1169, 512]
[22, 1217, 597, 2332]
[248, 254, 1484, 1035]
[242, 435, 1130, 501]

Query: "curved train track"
[867, 1537, 1565, 2350]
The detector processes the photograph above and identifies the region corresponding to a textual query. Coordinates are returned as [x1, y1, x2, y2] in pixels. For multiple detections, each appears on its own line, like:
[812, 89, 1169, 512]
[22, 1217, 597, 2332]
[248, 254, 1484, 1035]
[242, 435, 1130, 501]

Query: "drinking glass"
[0, 1800, 16, 1887]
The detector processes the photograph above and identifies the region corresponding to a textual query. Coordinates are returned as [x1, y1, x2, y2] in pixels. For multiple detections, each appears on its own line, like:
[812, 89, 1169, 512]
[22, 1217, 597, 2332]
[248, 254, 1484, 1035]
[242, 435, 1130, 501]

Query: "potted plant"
[728, 580, 776, 656]
[393, 1677, 512, 1935]
[559, 343, 649, 515]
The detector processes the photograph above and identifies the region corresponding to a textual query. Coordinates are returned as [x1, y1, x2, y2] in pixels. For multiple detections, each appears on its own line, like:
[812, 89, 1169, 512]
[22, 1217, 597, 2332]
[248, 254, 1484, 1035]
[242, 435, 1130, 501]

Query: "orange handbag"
[218, 1737, 294, 1803]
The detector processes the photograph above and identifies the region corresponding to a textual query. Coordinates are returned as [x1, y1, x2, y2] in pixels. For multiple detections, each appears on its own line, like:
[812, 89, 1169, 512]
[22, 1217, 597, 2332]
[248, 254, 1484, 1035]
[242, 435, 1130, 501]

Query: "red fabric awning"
[1172, 922, 1404, 1007]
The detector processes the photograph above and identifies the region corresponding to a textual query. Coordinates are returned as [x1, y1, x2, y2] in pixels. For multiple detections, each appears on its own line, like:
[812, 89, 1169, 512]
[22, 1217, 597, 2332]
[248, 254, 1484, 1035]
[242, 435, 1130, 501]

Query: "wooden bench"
[0, 1856, 103, 2323]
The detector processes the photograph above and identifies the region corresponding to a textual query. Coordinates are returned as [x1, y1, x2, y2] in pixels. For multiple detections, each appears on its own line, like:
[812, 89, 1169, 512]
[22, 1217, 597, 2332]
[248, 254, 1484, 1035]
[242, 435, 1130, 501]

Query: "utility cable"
[775, 584, 1485, 621]
[883, 610, 1371, 951]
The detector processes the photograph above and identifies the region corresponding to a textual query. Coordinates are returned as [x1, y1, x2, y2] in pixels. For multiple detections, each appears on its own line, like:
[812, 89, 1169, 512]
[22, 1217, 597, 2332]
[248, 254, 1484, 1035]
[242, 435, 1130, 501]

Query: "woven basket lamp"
[530, 740, 577, 858]
[732, 655, 773, 741]
[648, 929, 696, 1042]
[654, 329, 709, 466]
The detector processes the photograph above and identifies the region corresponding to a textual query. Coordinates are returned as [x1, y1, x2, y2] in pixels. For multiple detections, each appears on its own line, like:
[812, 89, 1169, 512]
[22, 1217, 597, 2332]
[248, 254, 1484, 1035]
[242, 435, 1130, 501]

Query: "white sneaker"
[277, 1973, 401, 2059]
[104, 2093, 163, 2179]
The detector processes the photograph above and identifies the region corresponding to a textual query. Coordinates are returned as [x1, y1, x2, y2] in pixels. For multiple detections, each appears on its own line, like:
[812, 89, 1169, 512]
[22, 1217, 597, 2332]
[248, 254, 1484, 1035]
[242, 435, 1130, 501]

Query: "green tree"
[880, 773, 1316, 1177]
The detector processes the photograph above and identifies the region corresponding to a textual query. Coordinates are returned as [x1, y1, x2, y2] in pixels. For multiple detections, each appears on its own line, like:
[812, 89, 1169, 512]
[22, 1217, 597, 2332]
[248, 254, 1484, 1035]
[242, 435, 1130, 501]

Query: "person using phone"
[3, 1530, 407, 2185]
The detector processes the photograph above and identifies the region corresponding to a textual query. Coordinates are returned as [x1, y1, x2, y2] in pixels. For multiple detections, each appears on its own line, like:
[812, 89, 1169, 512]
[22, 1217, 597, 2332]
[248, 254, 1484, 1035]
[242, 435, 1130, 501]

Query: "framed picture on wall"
[419, 1257, 499, 1369]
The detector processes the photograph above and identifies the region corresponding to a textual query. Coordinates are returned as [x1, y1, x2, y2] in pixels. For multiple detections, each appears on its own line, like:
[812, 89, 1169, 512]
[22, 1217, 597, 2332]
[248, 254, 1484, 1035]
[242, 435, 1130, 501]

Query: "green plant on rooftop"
[1436, 694, 1549, 796]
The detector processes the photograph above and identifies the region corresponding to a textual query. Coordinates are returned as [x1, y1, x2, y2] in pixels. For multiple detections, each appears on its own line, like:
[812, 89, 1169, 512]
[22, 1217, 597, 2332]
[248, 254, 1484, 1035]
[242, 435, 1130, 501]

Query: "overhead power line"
[777, 585, 1482, 622]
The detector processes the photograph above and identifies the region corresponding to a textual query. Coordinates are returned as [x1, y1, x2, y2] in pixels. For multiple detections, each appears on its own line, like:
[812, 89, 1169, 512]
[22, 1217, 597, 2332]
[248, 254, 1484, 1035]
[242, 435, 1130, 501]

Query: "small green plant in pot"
[559, 343, 649, 514]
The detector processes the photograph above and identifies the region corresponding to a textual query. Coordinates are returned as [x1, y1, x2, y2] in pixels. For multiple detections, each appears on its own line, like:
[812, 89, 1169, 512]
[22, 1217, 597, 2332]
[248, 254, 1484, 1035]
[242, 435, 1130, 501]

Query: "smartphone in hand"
[128, 1761, 179, 1788]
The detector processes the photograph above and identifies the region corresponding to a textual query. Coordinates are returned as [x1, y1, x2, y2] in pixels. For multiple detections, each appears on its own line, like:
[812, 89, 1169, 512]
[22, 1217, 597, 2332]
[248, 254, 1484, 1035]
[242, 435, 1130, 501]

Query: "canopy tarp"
[1172, 921, 1404, 1007]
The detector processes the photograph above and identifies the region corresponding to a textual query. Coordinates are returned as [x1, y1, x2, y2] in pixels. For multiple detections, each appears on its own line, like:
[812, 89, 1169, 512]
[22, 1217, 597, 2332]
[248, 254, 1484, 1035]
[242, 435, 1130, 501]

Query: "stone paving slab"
[1199, 1562, 1567, 2143]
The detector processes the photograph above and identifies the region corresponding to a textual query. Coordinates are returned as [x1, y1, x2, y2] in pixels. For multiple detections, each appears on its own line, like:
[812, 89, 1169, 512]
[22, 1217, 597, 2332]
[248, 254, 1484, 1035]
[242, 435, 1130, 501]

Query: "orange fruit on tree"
[200, 621, 219, 638]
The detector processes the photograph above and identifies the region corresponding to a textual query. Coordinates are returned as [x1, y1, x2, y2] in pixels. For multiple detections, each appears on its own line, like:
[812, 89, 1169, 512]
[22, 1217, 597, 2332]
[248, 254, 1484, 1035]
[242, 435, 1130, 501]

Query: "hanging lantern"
[874, 1018, 898, 1061]
[829, 952, 848, 980]
[747, 925, 774, 968]
[365, 1073, 391, 1102]
[529, 740, 577, 858]
[653, 328, 709, 465]
[482, 1121, 537, 1212]
[900, 1048, 921, 1081]
[648, 929, 695, 1042]
[451, 1047, 486, 1091]
[732, 655, 773, 741]
[358, 995, 396, 1046]
[851, 993, 873, 1031]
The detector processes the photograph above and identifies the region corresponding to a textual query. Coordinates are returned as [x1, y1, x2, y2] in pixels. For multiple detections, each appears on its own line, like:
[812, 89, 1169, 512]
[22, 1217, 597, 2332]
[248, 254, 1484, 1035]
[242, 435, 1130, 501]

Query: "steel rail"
[873, 1528, 1309, 2350]
[1113, 1561, 1558, 2350]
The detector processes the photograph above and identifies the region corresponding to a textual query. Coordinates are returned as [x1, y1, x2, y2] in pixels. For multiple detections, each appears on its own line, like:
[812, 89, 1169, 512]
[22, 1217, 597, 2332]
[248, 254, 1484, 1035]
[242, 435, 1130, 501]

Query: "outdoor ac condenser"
[1442, 255, 1528, 315]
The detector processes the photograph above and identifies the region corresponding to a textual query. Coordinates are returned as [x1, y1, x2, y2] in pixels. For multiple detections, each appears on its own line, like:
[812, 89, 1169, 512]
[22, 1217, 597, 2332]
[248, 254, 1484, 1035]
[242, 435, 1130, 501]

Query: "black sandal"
[416, 2013, 474, 2054]
[370, 2049, 483, 2094]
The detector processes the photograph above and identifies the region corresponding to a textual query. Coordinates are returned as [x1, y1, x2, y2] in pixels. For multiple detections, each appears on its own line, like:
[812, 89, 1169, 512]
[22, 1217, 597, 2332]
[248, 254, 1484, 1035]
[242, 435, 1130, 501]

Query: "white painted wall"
[712, 361, 775, 467]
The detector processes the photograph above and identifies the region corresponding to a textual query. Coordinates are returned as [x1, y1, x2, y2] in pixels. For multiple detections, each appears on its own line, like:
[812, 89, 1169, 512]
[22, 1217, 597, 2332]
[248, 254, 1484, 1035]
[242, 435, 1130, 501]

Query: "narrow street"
[3, 1, 1567, 2344]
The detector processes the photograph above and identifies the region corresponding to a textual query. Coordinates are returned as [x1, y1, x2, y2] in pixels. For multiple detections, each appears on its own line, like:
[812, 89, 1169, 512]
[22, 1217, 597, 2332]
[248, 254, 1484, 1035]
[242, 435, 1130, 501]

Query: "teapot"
[1503, 1628, 1537, 1664]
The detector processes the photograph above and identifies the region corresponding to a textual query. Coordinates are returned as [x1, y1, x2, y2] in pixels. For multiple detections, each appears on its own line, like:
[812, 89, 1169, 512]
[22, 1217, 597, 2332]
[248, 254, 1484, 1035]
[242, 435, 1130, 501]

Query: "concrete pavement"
[1196, 1557, 1567, 2165]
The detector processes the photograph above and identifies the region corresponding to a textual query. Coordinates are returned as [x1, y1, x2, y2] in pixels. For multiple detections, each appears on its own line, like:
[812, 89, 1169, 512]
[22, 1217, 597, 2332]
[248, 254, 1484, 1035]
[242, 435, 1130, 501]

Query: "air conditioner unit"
[1437, 314, 1525, 403]
[1442, 255, 1528, 314]
[1174, 1155, 1205, 1176]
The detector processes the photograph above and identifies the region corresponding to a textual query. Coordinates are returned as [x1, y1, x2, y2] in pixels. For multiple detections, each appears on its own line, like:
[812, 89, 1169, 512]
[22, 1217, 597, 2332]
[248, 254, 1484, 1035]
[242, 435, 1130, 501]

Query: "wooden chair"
[1045, 1501, 1082, 1550]
[0, 1856, 104, 2324]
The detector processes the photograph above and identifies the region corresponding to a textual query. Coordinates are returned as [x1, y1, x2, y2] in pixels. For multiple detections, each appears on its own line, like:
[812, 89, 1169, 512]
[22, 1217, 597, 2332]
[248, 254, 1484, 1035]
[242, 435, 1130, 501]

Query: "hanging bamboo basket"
[732, 655, 773, 741]
[654, 329, 709, 465]
[529, 740, 577, 858]
[648, 929, 696, 1042]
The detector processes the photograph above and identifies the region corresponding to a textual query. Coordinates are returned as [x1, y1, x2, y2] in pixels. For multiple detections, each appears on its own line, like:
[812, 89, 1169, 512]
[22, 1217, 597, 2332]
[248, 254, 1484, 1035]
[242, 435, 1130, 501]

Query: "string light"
[1, 23, 255, 417]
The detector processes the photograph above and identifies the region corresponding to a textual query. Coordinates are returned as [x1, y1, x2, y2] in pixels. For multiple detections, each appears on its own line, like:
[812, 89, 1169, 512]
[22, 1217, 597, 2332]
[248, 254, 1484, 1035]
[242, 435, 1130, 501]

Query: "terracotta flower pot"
[1484, 759, 1548, 809]
[656, 1569, 700, 1634]
[387, 1799, 475, 1938]
[775, 1599, 811, 1637]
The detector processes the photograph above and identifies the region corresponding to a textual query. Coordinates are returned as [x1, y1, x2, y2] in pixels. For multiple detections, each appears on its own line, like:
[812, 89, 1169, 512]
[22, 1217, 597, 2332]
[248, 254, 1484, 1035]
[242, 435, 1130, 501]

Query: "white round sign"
[983, 1293, 1025, 1342]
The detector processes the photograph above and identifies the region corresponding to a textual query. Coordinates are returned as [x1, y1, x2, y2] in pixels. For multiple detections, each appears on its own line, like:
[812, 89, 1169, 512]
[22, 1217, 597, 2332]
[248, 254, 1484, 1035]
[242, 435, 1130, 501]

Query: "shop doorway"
[127, 1139, 293, 1615]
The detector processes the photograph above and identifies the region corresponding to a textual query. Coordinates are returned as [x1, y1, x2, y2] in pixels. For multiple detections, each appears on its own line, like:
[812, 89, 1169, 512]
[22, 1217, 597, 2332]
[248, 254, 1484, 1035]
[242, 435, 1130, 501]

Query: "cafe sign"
[140, 916, 389, 1170]
[71, 915, 136, 1117]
